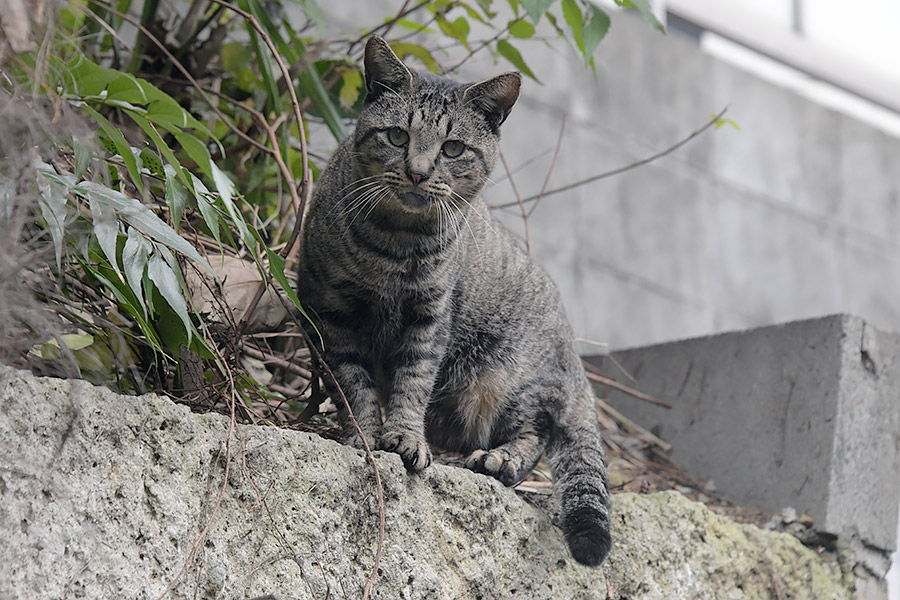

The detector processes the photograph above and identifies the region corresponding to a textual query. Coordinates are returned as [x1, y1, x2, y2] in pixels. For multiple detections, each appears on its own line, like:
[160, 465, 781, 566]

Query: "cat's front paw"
[464, 448, 525, 487]
[380, 430, 432, 472]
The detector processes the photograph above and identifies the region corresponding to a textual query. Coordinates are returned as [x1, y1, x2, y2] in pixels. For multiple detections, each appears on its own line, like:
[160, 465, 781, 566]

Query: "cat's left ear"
[364, 36, 414, 101]
[462, 72, 521, 130]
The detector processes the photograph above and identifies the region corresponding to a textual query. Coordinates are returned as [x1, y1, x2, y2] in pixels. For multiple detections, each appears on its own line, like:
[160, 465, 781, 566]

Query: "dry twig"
[493, 107, 729, 210]
[303, 338, 385, 600]
[499, 150, 530, 253]
[583, 361, 671, 409]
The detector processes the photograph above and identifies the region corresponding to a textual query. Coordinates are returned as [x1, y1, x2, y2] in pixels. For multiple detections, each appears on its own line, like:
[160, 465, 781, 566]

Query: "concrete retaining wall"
[588, 314, 900, 582]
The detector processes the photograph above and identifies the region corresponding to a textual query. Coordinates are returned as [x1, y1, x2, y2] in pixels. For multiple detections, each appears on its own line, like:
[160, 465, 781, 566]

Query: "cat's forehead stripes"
[408, 107, 453, 139]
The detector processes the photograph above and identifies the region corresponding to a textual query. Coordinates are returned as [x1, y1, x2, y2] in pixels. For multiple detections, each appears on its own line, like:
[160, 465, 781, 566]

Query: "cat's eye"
[387, 127, 409, 147]
[442, 140, 465, 158]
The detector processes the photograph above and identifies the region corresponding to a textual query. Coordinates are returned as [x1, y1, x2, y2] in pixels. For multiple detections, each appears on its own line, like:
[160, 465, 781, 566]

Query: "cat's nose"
[407, 160, 432, 185]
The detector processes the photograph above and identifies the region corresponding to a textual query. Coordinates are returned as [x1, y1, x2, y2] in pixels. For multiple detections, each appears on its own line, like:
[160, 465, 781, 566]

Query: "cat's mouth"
[397, 191, 429, 210]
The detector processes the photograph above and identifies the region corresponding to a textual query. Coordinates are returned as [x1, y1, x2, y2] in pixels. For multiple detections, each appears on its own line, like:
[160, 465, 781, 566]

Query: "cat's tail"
[547, 396, 612, 567]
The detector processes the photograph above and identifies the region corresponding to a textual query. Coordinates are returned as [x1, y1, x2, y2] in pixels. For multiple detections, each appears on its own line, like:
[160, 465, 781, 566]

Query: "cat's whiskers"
[449, 189, 496, 252]
[327, 179, 385, 220]
[337, 174, 383, 194]
[361, 187, 392, 221]
[342, 185, 388, 234]
[335, 180, 387, 219]
[440, 198, 467, 264]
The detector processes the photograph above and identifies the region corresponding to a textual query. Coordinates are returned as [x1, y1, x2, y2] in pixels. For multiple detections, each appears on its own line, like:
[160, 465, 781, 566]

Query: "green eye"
[442, 140, 465, 158]
[387, 128, 409, 147]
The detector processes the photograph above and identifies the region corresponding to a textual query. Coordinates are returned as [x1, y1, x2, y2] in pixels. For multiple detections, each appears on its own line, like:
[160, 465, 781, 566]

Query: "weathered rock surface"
[0, 365, 854, 599]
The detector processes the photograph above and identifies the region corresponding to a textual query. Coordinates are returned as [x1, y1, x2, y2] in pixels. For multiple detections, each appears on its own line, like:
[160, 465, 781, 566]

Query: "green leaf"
[172, 130, 212, 174]
[71, 181, 214, 276]
[123, 109, 191, 192]
[35, 163, 73, 272]
[221, 42, 254, 73]
[189, 173, 221, 243]
[437, 14, 470, 49]
[616, 0, 665, 32]
[123, 226, 151, 316]
[208, 161, 252, 247]
[339, 68, 363, 110]
[67, 55, 118, 97]
[140, 148, 165, 178]
[454, 17, 471, 39]
[458, 1, 491, 22]
[519, 0, 554, 22]
[81, 260, 163, 353]
[390, 42, 439, 73]
[80, 104, 144, 195]
[88, 189, 122, 279]
[265, 248, 316, 337]
[249, 27, 282, 116]
[164, 165, 188, 232]
[508, 18, 536, 38]
[714, 116, 740, 131]
[147, 99, 206, 131]
[154, 297, 190, 359]
[73, 135, 92, 179]
[106, 72, 149, 104]
[394, 18, 436, 33]
[42, 333, 95, 354]
[474, 0, 494, 15]
[581, 6, 610, 64]
[561, 0, 585, 52]
[147, 252, 191, 344]
[297, 61, 346, 141]
[496, 39, 539, 81]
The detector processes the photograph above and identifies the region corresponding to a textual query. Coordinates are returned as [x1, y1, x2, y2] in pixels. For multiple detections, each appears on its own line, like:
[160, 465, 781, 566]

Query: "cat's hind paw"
[380, 430, 432, 472]
[464, 448, 526, 487]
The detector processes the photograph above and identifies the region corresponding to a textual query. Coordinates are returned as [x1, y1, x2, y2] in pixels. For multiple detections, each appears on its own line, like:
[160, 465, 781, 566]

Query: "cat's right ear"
[364, 36, 413, 102]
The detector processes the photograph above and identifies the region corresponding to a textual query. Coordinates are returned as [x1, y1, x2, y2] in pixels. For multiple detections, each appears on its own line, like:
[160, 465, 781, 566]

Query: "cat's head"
[352, 36, 520, 216]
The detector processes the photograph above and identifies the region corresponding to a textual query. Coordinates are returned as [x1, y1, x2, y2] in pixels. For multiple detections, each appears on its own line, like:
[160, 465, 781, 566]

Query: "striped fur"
[297, 36, 611, 566]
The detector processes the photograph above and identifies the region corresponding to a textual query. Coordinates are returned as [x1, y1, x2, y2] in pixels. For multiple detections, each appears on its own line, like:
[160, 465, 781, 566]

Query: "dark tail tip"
[563, 507, 612, 567]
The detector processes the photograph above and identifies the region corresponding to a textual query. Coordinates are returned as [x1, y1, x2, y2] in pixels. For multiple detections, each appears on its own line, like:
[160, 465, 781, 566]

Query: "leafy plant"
[1, 0, 663, 408]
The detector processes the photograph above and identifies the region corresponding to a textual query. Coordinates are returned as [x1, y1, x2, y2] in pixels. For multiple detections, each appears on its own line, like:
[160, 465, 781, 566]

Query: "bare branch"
[206, 0, 311, 231]
[493, 107, 729, 210]
[499, 150, 530, 254]
[584, 361, 672, 410]
[303, 337, 385, 600]
[528, 114, 566, 218]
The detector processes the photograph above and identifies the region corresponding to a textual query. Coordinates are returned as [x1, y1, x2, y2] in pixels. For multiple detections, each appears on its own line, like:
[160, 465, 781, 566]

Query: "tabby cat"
[297, 36, 611, 566]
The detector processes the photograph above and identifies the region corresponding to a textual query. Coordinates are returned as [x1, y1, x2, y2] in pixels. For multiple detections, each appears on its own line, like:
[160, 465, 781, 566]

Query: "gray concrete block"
[589, 314, 900, 559]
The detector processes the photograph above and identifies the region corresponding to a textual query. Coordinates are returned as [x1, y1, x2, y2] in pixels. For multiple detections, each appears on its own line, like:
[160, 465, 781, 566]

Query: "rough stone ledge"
[0, 365, 855, 599]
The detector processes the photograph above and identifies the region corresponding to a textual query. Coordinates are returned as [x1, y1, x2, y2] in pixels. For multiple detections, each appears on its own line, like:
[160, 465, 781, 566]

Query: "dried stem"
[347, 0, 430, 55]
[207, 0, 310, 222]
[499, 150, 530, 254]
[303, 336, 385, 600]
[584, 363, 671, 409]
[493, 107, 729, 209]
[242, 343, 312, 380]
[528, 114, 566, 218]
[156, 338, 238, 600]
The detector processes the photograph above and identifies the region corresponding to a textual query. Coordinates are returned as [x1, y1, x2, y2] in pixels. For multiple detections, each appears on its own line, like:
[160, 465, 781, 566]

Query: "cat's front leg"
[325, 347, 383, 450]
[380, 307, 449, 472]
